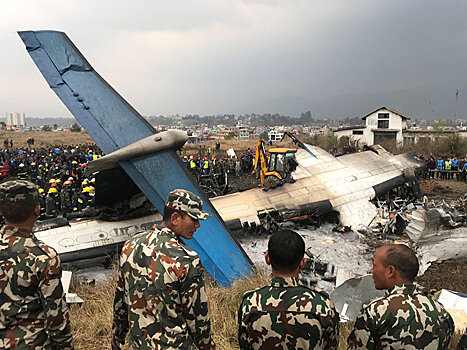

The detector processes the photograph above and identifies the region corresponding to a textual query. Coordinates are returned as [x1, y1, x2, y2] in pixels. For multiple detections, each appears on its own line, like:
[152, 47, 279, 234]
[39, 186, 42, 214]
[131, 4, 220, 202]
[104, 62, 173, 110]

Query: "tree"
[70, 123, 82, 132]
[42, 125, 52, 131]
[433, 121, 446, 132]
[224, 132, 236, 140]
[0, 122, 5, 130]
[433, 134, 466, 157]
[52, 123, 59, 130]
[259, 131, 269, 140]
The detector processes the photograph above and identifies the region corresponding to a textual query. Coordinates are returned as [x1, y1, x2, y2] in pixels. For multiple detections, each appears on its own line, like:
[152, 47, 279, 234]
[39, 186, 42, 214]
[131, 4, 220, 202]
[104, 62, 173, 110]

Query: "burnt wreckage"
[211, 144, 424, 233]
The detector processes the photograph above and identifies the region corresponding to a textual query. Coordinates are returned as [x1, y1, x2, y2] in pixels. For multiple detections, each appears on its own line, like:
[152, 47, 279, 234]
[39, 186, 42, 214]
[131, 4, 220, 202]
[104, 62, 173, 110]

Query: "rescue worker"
[16, 163, 28, 180]
[445, 157, 452, 179]
[49, 163, 61, 180]
[189, 156, 196, 172]
[112, 189, 215, 349]
[347, 244, 454, 349]
[203, 157, 210, 174]
[75, 188, 90, 212]
[0, 180, 73, 348]
[45, 185, 59, 217]
[38, 187, 46, 216]
[238, 229, 339, 349]
[30, 162, 39, 180]
[82, 186, 94, 207]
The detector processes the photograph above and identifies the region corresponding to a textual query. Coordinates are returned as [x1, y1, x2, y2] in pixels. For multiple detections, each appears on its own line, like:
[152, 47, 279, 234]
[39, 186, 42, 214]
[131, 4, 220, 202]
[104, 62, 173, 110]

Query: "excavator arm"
[252, 139, 268, 186]
[282, 131, 318, 159]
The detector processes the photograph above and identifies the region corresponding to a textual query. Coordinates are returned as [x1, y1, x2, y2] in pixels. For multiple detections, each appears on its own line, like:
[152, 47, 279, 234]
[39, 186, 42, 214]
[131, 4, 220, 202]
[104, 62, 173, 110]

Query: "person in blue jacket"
[451, 156, 459, 180]
[436, 157, 444, 179]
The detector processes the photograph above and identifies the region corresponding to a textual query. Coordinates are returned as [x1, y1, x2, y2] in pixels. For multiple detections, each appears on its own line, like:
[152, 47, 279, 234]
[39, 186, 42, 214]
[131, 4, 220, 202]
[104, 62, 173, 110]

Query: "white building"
[334, 107, 410, 146]
[238, 125, 250, 141]
[268, 129, 284, 142]
[6, 112, 26, 127]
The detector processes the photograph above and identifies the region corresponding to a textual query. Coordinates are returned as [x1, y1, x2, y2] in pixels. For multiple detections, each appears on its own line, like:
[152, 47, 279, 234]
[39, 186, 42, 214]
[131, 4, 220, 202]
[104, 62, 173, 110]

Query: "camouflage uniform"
[238, 276, 339, 349]
[0, 180, 73, 349]
[60, 187, 72, 213]
[347, 284, 454, 349]
[112, 189, 214, 350]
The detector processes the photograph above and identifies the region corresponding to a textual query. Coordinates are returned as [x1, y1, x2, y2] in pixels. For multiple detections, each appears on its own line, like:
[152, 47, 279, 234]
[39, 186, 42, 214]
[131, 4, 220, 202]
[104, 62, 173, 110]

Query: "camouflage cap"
[165, 189, 211, 220]
[0, 180, 39, 202]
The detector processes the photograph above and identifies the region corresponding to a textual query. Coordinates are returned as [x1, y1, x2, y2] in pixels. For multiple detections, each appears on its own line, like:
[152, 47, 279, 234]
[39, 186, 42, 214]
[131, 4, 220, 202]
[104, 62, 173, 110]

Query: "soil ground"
[420, 178, 467, 200]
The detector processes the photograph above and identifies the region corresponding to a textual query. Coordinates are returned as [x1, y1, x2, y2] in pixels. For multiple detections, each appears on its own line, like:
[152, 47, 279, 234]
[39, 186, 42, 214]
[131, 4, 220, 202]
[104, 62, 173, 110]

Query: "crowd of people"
[0, 184, 459, 349]
[420, 154, 467, 181]
[181, 147, 256, 177]
[0, 144, 103, 217]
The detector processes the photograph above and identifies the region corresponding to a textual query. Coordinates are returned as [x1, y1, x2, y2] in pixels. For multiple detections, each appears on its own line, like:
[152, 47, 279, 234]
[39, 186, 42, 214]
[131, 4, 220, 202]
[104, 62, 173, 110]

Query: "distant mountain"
[232, 96, 313, 117]
[230, 84, 466, 120]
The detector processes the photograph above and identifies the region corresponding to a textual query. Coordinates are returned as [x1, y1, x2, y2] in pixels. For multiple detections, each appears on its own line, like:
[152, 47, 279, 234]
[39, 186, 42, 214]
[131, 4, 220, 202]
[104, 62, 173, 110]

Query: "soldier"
[347, 244, 454, 349]
[60, 181, 73, 213]
[112, 189, 216, 349]
[0, 180, 73, 349]
[238, 229, 339, 349]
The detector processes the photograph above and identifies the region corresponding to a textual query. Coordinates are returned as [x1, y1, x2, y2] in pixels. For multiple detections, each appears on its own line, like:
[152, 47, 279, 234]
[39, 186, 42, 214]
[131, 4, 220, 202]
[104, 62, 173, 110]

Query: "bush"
[71, 123, 82, 132]
[224, 132, 236, 140]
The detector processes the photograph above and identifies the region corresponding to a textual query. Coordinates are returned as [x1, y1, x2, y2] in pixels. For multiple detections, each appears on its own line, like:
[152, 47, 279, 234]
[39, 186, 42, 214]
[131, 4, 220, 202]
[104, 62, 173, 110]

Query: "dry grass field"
[69, 271, 464, 350]
[0, 131, 94, 148]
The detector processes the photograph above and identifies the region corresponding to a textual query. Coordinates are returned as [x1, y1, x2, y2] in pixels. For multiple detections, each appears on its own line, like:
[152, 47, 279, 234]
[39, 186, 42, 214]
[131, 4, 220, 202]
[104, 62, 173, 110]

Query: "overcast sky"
[1, 1, 465, 120]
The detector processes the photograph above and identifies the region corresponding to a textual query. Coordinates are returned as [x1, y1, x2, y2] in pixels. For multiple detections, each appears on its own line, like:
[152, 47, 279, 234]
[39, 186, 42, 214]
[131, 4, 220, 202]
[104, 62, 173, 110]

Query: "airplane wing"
[18, 30, 253, 286]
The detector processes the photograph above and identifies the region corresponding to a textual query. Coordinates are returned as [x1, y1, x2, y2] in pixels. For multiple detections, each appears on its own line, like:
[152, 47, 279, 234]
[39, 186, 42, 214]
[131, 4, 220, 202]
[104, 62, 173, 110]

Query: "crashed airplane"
[213, 144, 423, 230]
[19, 30, 424, 285]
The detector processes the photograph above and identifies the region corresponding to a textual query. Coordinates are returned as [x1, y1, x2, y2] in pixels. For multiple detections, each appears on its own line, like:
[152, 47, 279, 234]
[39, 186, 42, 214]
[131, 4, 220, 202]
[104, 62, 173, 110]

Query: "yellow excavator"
[252, 132, 318, 191]
[252, 139, 299, 191]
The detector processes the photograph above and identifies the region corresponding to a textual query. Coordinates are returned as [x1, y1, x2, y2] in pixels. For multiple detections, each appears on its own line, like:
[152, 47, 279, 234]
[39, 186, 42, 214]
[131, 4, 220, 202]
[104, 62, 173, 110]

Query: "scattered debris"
[330, 274, 384, 321]
[61, 271, 84, 305]
[406, 195, 467, 273]
[436, 289, 467, 332]
[197, 169, 229, 197]
[301, 247, 336, 283]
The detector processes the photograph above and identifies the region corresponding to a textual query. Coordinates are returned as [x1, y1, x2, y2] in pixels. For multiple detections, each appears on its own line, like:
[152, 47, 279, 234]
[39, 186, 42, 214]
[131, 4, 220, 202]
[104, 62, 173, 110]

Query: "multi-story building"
[334, 107, 409, 146]
[238, 125, 250, 141]
[268, 129, 284, 142]
[6, 112, 26, 127]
